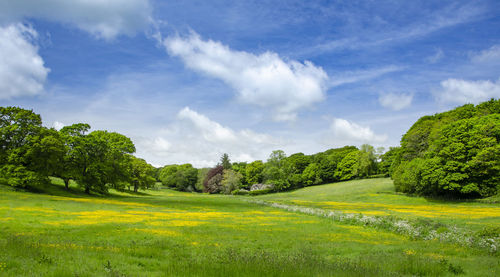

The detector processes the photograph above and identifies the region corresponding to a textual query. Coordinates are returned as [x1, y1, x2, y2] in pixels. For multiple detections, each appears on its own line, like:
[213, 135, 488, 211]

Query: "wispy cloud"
[426, 49, 444, 64]
[304, 3, 484, 55]
[328, 65, 403, 87]
[378, 92, 413, 111]
[470, 44, 500, 64]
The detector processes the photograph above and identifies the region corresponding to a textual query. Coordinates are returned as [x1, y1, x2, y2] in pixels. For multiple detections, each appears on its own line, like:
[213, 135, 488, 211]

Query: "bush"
[249, 188, 273, 196]
[231, 189, 249, 195]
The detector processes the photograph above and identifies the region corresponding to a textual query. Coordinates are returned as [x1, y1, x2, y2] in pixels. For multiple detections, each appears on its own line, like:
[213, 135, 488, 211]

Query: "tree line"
[158, 144, 392, 194]
[4, 99, 498, 199]
[0, 107, 156, 193]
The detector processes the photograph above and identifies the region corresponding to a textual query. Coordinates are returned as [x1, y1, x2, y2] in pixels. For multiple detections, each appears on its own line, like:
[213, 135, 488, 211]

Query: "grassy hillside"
[0, 179, 499, 276]
[254, 178, 500, 231]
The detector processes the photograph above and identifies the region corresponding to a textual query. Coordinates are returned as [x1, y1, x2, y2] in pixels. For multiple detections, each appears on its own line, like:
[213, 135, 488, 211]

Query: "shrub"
[231, 189, 249, 195]
[249, 188, 273, 196]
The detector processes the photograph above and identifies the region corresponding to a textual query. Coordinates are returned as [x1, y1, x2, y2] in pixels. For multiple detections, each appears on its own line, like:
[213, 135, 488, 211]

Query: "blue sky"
[1, 0, 499, 167]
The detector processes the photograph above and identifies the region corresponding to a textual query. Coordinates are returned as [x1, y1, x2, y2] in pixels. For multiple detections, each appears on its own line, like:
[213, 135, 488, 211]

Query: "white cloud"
[0, 0, 152, 39]
[164, 32, 328, 121]
[426, 49, 444, 63]
[0, 23, 49, 99]
[178, 107, 237, 142]
[135, 107, 281, 167]
[470, 44, 500, 64]
[378, 92, 413, 111]
[329, 65, 402, 87]
[52, 121, 65, 130]
[330, 118, 387, 145]
[437, 78, 500, 104]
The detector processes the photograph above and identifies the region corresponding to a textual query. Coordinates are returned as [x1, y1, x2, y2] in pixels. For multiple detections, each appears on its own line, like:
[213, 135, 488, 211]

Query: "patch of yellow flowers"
[291, 200, 500, 219]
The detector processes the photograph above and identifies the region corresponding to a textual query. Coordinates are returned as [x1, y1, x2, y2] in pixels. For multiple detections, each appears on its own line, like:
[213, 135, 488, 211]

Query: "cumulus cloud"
[330, 118, 387, 145]
[437, 78, 500, 104]
[0, 0, 152, 39]
[0, 23, 49, 99]
[52, 121, 65, 130]
[135, 107, 281, 167]
[164, 32, 328, 121]
[378, 92, 413, 111]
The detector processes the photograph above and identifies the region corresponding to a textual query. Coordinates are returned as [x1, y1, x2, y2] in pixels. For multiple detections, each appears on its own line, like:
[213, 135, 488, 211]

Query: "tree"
[159, 165, 179, 187]
[231, 162, 248, 188]
[357, 144, 377, 177]
[59, 123, 91, 190]
[195, 168, 211, 191]
[302, 163, 322, 186]
[282, 153, 310, 188]
[221, 169, 242, 194]
[60, 125, 136, 194]
[393, 99, 500, 198]
[220, 153, 232, 169]
[158, 164, 197, 191]
[203, 165, 224, 193]
[0, 107, 63, 188]
[335, 150, 360, 181]
[174, 164, 198, 191]
[263, 150, 287, 183]
[245, 160, 264, 185]
[129, 156, 156, 192]
[379, 147, 400, 176]
[315, 146, 358, 183]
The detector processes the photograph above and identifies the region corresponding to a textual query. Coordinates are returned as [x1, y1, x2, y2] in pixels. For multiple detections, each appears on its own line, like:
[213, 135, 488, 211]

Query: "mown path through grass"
[0, 179, 499, 276]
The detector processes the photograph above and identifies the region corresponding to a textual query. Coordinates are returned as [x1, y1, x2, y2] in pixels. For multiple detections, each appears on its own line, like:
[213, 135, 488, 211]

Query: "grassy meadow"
[0, 178, 499, 276]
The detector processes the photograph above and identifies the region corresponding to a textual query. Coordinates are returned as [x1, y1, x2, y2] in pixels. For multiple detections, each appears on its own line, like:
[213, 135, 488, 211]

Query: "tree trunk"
[134, 184, 138, 193]
[85, 186, 90, 194]
[64, 178, 70, 190]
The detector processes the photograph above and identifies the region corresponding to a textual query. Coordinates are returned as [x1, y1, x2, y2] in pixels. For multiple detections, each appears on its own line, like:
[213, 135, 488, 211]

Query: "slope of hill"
[1, 178, 499, 276]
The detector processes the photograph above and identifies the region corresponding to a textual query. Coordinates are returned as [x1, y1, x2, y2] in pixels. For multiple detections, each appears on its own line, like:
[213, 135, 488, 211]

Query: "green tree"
[231, 162, 248, 188]
[302, 163, 322, 186]
[60, 125, 135, 194]
[195, 168, 211, 191]
[174, 164, 198, 191]
[0, 107, 63, 188]
[221, 169, 242, 194]
[245, 160, 264, 185]
[335, 150, 360, 181]
[379, 147, 400, 176]
[357, 144, 377, 177]
[393, 99, 500, 198]
[129, 156, 156, 192]
[159, 165, 178, 187]
[220, 153, 232, 169]
[263, 150, 287, 183]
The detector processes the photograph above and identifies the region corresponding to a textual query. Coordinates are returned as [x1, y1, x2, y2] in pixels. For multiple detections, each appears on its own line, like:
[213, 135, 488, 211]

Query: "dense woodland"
[1, 99, 499, 199]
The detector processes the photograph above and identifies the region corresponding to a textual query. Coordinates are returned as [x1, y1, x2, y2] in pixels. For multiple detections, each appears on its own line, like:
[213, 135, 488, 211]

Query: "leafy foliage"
[158, 164, 198, 191]
[203, 165, 224, 193]
[392, 99, 500, 198]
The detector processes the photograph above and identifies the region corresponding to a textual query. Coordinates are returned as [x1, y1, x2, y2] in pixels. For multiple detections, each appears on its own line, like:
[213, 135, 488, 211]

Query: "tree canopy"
[392, 99, 500, 198]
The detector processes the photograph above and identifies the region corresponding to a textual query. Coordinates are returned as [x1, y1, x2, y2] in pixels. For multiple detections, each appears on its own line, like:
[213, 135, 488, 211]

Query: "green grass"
[0, 178, 499, 276]
[254, 178, 500, 232]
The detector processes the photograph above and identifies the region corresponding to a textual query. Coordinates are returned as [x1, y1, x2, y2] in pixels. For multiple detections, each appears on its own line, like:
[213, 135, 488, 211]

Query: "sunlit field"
[254, 178, 500, 231]
[1, 178, 499, 276]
